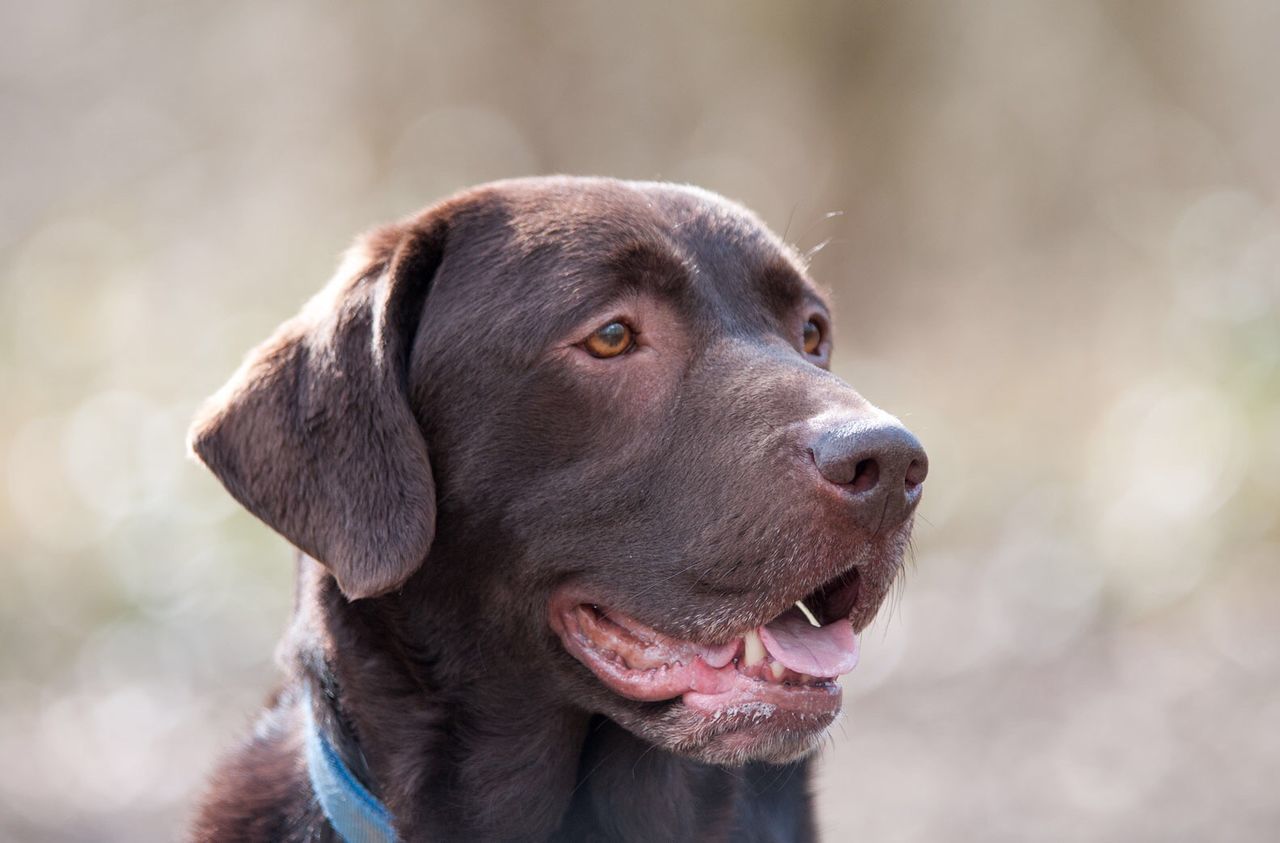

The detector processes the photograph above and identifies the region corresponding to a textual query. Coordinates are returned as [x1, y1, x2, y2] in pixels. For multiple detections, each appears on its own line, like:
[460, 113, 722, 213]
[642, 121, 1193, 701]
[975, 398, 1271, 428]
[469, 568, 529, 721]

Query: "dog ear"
[188, 215, 447, 600]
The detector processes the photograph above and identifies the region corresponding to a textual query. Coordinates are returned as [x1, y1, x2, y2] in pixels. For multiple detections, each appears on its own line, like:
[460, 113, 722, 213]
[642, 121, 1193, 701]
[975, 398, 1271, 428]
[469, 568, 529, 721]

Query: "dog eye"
[802, 319, 823, 355]
[583, 321, 635, 358]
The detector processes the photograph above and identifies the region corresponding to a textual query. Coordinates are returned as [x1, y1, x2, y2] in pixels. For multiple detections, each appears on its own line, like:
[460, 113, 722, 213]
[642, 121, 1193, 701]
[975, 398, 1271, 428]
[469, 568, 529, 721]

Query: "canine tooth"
[770, 661, 785, 680]
[744, 629, 766, 666]
[795, 599, 821, 628]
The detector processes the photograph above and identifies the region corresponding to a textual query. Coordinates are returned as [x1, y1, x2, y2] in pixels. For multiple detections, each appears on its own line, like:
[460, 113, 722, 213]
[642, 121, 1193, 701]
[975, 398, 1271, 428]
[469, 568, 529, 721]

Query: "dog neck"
[303, 684, 399, 842]
[289, 558, 812, 841]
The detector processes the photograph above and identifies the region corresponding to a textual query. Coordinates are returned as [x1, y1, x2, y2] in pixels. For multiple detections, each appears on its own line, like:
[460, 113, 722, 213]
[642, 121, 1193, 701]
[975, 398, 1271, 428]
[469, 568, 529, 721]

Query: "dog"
[188, 176, 927, 842]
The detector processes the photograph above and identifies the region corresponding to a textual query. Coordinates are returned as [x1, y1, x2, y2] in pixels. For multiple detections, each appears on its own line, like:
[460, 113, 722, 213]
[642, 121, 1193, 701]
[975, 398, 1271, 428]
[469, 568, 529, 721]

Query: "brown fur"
[188, 177, 924, 841]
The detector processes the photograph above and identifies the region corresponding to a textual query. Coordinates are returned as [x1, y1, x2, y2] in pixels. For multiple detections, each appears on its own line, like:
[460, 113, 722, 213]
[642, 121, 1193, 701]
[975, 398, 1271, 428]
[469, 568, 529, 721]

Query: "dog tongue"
[759, 611, 860, 678]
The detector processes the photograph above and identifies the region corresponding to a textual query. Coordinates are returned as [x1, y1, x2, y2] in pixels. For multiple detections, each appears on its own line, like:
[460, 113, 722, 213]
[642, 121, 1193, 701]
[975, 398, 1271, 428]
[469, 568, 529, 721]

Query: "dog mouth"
[550, 565, 876, 722]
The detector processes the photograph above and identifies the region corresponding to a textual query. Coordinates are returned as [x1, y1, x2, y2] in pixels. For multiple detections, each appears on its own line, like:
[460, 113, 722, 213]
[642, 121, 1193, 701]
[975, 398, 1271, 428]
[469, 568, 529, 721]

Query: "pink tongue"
[758, 613, 860, 678]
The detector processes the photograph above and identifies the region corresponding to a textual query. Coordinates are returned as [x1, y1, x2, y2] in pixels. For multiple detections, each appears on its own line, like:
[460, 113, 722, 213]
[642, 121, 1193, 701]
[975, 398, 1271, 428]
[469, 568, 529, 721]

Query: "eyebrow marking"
[757, 260, 816, 311]
[605, 240, 693, 299]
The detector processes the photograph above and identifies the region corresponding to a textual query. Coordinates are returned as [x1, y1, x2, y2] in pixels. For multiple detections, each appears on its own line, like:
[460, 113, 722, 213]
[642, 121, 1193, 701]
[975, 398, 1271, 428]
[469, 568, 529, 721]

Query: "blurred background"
[2, 1, 1278, 840]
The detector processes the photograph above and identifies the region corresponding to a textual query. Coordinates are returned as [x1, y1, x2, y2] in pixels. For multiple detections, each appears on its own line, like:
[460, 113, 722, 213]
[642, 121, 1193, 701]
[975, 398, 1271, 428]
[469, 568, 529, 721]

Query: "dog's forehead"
[447, 177, 825, 317]
[501, 178, 792, 268]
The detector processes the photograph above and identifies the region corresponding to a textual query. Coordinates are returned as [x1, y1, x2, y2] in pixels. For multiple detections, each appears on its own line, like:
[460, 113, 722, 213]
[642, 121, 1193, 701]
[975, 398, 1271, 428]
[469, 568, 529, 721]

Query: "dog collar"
[304, 690, 399, 843]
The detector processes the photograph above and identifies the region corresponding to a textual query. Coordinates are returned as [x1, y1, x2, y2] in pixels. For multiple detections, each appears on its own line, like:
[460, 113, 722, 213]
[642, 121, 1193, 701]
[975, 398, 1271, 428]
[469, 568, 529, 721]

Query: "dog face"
[191, 176, 926, 767]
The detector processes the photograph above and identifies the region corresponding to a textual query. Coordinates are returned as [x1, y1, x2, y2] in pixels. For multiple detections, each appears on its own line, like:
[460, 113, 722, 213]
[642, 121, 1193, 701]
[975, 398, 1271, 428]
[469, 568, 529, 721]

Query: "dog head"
[191, 176, 927, 766]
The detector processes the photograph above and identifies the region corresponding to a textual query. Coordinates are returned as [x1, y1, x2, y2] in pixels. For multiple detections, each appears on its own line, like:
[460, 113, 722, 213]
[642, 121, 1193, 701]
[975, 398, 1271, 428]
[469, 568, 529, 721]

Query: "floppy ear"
[189, 216, 447, 599]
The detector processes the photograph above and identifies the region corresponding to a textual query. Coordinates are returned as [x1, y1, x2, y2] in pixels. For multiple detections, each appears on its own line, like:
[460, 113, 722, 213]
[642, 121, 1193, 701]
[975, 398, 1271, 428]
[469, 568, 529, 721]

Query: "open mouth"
[550, 566, 874, 723]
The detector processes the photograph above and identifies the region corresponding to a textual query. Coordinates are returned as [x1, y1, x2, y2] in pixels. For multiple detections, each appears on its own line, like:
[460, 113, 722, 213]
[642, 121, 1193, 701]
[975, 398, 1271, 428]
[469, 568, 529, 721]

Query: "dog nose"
[811, 418, 928, 533]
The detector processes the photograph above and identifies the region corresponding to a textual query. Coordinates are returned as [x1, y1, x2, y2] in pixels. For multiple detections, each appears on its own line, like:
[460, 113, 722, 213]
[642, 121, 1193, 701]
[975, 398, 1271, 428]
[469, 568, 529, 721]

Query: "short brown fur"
[189, 177, 923, 842]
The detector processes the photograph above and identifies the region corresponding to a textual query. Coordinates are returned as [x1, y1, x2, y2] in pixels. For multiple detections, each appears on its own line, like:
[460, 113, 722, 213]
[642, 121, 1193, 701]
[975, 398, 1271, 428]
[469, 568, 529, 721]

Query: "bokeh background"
[3, 1, 1278, 840]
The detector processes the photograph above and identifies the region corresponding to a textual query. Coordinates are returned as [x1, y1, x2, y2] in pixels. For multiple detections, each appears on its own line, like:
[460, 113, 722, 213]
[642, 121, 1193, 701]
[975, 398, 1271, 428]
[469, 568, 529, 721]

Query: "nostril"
[850, 458, 880, 494]
[905, 458, 927, 489]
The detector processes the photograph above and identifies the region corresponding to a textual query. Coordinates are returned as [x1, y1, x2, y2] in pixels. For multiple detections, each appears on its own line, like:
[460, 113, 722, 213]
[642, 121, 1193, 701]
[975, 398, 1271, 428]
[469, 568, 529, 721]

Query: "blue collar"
[304, 690, 399, 843]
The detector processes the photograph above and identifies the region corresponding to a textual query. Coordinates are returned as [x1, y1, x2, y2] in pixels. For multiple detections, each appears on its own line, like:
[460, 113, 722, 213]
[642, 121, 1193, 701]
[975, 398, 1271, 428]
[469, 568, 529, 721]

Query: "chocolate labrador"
[188, 176, 927, 842]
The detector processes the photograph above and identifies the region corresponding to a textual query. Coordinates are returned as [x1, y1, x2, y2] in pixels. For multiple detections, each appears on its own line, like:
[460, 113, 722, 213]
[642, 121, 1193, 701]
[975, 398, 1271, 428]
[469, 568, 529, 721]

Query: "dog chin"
[609, 697, 838, 767]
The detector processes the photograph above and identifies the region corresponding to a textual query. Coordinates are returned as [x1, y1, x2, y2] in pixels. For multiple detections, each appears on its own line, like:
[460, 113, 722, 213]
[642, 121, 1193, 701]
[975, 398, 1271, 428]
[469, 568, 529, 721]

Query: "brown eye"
[584, 320, 635, 358]
[803, 319, 823, 355]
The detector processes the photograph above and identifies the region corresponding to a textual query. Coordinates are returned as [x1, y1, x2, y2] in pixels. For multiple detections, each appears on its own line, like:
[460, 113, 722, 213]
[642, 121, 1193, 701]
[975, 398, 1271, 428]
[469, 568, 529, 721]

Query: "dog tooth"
[794, 599, 821, 628]
[743, 629, 766, 666]
[770, 661, 785, 680]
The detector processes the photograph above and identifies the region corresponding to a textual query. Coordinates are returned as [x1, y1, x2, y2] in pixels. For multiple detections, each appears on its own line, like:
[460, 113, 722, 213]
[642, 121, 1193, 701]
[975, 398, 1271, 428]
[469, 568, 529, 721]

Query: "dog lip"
[681, 675, 842, 720]
[549, 547, 897, 673]
[549, 601, 747, 702]
[548, 590, 859, 717]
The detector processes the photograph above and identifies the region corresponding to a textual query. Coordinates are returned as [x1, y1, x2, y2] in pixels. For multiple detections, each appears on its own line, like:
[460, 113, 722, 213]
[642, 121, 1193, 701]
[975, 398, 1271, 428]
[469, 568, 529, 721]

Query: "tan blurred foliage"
[1, 2, 1278, 840]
